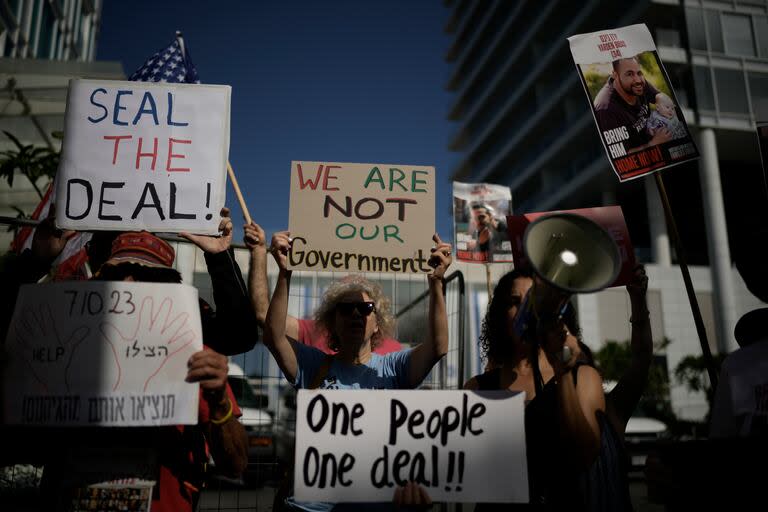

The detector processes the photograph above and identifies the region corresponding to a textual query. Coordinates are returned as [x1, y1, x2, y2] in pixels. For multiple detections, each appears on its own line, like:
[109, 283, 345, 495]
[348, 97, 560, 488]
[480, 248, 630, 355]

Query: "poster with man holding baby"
[568, 24, 699, 182]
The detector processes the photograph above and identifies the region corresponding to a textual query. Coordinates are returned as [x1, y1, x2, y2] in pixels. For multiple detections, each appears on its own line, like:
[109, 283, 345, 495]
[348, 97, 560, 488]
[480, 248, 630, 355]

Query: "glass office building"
[443, 0, 768, 419]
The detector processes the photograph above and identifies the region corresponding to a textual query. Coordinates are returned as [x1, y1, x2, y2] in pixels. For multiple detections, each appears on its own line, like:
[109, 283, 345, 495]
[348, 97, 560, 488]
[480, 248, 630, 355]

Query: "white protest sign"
[568, 24, 698, 181]
[55, 79, 230, 234]
[294, 390, 528, 503]
[288, 161, 435, 274]
[2, 281, 203, 426]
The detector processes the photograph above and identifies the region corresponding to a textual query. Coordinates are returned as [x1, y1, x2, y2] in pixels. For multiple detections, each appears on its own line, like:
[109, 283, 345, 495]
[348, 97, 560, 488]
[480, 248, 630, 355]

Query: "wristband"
[210, 397, 234, 425]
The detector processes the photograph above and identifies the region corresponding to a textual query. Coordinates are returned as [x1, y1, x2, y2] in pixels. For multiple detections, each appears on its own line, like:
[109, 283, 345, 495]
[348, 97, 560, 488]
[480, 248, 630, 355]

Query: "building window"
[714, 68, 749, 114]
[706, 10, 725, 53]
[748, 72, 768, 120]
[685, 8, 707, 51]
[722, 13, 756, 57]
[755, 16, 768, 58]
[693, 66, 715, 111]
[657, 28, 682, 48]
[38, 1, 54, 59]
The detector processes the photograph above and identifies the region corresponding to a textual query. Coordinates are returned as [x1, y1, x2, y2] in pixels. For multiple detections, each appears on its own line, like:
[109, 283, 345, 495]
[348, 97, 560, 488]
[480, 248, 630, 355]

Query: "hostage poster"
[568, 24, 699, 182]
[453, 182, 513, 263]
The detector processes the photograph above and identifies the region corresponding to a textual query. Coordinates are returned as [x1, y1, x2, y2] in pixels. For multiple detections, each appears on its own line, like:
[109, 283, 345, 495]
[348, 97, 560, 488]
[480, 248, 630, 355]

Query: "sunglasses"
[336, 301, 376, 317]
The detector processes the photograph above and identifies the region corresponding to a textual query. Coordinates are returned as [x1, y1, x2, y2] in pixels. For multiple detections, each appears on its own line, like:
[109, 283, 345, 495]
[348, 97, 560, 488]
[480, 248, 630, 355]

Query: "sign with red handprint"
[2, 282, 202, 426]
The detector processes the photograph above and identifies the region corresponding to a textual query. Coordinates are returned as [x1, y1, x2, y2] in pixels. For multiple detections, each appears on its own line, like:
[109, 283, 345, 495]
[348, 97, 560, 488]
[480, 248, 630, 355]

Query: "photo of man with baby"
[584, 51, 690, 149]
[576, 47, 699, 181]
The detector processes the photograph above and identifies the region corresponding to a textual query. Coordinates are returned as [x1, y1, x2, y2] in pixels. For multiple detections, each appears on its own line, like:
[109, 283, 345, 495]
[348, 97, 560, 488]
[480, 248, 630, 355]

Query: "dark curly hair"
[480, 269, 582, 365]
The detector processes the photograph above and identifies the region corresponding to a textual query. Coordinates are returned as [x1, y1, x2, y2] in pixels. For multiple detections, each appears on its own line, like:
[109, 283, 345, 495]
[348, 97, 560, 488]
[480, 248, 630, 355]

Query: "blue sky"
[97, 1, 458, 242]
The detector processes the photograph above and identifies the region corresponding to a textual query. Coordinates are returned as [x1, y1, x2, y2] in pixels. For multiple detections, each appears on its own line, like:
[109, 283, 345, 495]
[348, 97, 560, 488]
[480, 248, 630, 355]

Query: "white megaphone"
[513, 213, 621, 372]
[524, 213, 621, 294]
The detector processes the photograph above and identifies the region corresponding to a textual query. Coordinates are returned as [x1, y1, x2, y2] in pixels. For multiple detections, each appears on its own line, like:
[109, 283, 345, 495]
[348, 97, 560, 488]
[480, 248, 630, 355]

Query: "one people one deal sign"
[55, 79, 230, 234]
[2, 281, 203, 426]
[288, 161, 435, 274]
[568, 24, 699, 181]
[294, 390, 528, 503]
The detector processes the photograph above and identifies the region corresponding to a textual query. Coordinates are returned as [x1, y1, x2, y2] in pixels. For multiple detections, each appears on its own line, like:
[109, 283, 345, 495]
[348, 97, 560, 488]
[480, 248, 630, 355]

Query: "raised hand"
[428, 233, 452, 280]
[626, 264, 648, 303]
[270, 231, 292, 272]
[180, 207, 234, 254]
[243, 222, 266, 252]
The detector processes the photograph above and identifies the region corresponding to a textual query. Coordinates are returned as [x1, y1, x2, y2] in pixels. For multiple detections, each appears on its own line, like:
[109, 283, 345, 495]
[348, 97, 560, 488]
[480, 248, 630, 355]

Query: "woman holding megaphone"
[465, 268, 607, 511]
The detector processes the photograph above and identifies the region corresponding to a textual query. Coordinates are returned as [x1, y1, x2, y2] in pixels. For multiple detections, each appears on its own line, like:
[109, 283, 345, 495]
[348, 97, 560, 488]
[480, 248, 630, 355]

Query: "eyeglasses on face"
[336, 301, 376, 317]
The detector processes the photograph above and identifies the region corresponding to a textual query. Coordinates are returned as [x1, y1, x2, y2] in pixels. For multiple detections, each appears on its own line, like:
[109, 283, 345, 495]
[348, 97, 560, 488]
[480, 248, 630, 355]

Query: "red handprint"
[12, 302, 90, 393]
[99, 295, 199, 392]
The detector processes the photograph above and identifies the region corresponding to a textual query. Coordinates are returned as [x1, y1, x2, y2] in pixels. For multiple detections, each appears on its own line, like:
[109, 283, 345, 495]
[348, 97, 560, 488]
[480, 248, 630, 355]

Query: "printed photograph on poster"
[568, 24, 699, 182]
[453, 182, 513, 263]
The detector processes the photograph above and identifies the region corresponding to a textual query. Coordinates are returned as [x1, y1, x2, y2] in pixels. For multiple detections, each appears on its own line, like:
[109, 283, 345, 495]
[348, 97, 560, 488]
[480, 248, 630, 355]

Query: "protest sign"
[288, 161, 435, 274]
[55, 79, 230, 234]
[294, 390, 527, 503]
[453, 182, 513, 263]
[507, 206, 636, 287]
[568, 24, 699, 182]
[2, 281, 203, 426]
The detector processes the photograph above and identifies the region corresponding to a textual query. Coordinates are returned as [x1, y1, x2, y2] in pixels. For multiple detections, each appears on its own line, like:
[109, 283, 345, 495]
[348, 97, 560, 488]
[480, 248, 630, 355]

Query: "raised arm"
[262, 231, 299, 382]
[408, 234, 452, 388]
[181, 207, 257, 355]
[244, 222, 300, 339]
[542, 323, 606, 468]
[609, 264, 652, 432]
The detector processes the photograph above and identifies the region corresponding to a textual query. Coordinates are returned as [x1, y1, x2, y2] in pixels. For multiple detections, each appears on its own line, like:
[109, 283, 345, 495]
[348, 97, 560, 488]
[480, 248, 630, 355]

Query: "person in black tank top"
[465, 269, 608, 511]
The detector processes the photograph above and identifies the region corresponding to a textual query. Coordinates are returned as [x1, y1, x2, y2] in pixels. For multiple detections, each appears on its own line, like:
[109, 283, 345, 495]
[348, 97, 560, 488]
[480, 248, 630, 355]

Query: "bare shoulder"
[463, 376, 480, 390]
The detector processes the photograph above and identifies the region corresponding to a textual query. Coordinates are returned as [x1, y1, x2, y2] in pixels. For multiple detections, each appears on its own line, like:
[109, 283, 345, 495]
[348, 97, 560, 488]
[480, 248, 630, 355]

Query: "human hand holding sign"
[186, 348, 229, 406]
[428, 233, 452, 281]
[99, 295, 198, 392]
[180, 207, 234, 254]
[270, 230, 292, 272]
[12, 302, 90, 392]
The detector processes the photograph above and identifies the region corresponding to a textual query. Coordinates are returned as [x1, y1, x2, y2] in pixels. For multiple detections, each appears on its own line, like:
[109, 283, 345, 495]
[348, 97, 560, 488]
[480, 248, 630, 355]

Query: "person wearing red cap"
[1, 207, 258, 356]
[40, 231, 248, 512]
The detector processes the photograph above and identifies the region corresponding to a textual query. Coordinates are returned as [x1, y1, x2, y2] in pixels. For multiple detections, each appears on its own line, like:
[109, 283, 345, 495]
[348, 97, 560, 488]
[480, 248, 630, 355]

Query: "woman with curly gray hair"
[263, 231, 452, 511]
[264, 230, 451, 394]
[312, 274, 396, 353]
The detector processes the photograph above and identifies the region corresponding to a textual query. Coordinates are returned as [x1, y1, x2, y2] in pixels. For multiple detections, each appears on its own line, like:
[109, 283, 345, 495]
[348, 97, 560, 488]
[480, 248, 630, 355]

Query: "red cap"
[101, 232, 175, 270]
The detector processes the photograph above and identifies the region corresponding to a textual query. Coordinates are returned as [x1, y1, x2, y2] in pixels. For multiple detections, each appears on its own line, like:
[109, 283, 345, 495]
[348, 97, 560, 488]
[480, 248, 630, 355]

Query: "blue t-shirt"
[287, 342, 415, 512]
[292, 341, 413, 390]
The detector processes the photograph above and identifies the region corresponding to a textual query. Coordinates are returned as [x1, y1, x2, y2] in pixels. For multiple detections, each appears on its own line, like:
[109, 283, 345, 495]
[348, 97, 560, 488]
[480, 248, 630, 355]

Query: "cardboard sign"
[568, 24, 699, 181]
[2, 281, 203, 426]
[288, 161, 435, 274]
[453, 182, 513, 263]
[55, 79, 231, 234]
[506, 206, 636, 287]
[294, 390, 528, 503]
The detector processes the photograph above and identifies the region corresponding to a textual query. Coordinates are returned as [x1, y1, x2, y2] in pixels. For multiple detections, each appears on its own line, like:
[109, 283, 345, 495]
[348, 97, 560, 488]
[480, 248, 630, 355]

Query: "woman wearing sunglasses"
[264, 230, 451, 511]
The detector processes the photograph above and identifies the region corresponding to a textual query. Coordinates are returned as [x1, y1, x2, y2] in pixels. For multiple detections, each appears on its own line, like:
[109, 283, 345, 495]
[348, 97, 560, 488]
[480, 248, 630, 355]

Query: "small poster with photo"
[69, 479, 155, 512]
[568, 24, 699, 182]
[453, 182, 513, 263]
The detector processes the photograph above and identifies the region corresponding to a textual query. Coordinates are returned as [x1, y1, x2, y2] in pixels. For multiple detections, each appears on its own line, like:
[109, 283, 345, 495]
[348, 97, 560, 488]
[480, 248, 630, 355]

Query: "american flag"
[128, 35, 201, 84]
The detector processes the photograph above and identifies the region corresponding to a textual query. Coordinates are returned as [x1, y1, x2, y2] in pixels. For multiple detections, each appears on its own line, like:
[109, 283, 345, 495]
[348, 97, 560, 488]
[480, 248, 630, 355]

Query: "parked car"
[603, 380, 670, 472]
[273, 385, 297, 472]
[226, 363, 277, 482]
